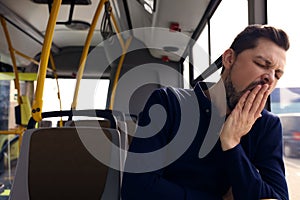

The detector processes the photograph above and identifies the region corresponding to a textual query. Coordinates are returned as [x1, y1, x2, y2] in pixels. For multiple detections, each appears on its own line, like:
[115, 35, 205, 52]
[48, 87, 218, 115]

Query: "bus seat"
[64, 119, 111, 127]
[123, 115, 138, 145]
[37, 120, 52, 127]
[64, 119, 129, 172]
[61, 110, 133, 174]
[9, 127, 122, 200]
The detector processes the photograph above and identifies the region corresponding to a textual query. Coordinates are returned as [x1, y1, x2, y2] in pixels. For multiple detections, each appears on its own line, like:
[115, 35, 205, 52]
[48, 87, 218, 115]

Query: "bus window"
[0, 80, 9, 131]
[192, 0, 248, 83]
[193, 24, 209, 83]
[183, 56, 190, 89]
[268, 1, 300, 200]
[210, 0, 248, 62]
[42, 78, 110, 125]
[209, 0, 248, 82]
[43, 78, 109, 111]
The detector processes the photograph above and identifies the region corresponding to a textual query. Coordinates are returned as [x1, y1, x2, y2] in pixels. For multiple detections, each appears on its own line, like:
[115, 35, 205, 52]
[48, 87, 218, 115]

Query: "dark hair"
[221, 24, 290, 74]
[230, 24, 289, 55]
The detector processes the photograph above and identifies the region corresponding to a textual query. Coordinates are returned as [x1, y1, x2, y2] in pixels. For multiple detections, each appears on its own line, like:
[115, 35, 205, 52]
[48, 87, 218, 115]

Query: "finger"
[249, 84, 269, 117]
[235, 90, 250, 111]
[254, 86, 270, 118]
[242, 85, 262, 113]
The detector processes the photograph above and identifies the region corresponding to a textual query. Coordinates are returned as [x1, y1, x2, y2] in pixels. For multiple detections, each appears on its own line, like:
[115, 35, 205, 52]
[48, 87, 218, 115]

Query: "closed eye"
[275, 69, 284, 80]
[254, 61, 284, 80]
[254, 60, 269, 69]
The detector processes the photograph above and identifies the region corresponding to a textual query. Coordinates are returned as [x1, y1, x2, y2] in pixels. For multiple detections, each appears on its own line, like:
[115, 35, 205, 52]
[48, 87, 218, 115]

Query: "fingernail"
[265, 84, 270, 88]
[262, 84, 269, 90]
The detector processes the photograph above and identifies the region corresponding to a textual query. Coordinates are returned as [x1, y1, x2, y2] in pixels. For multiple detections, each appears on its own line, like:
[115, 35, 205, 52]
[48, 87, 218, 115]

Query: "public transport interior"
[0, 0, 300, 199]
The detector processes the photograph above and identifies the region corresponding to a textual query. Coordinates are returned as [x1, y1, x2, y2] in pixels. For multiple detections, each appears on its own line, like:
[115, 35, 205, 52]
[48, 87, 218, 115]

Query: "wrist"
[220, 135, 240, 151]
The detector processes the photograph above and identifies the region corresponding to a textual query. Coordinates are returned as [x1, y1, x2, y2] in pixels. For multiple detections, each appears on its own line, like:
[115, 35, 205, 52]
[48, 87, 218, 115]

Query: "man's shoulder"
[155, 86, 196, 99]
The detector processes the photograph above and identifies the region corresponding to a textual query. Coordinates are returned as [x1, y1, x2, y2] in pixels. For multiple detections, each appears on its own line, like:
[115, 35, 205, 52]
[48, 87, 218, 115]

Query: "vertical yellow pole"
[32, 0, 62, 122]
[71, 0, 108, 110]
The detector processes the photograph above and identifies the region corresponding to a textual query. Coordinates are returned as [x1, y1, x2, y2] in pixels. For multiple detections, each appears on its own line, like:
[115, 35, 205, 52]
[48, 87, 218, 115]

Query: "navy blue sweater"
[121, 83, 288, 200]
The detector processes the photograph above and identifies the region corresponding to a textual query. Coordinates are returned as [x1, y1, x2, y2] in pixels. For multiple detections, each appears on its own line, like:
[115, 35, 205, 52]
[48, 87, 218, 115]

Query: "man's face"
[224, 38, 287, 111]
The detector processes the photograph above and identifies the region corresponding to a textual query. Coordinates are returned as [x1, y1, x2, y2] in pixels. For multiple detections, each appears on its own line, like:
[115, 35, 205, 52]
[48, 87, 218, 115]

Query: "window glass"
[268, 0, 300, 112]
[137, 0, 155, 14]
[183, 55, 190, 89]
[43, 78, 109, 111]
[43, 78, 109, 125]
[43, 78, 76, 112]
[193, 24, 209, 81]
[210, 0, 248, 61]
[0, 80, 10, 130]
[192, 0, 248, 83]
[268, 1, 300, 200]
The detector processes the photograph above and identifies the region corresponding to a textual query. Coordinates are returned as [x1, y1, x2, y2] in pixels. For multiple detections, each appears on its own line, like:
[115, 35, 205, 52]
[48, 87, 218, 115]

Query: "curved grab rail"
[27, 109, 118, 129]
[70, 0, 132, 110]
[71, 0, 108, 110]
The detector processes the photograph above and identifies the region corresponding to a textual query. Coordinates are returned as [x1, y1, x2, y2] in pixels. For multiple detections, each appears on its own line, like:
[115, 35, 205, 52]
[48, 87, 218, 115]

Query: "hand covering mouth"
[243, 81, 267, 93]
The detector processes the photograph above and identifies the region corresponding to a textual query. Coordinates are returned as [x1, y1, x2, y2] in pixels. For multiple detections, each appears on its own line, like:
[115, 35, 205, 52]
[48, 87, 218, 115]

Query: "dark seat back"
[10, 127, 121, 200]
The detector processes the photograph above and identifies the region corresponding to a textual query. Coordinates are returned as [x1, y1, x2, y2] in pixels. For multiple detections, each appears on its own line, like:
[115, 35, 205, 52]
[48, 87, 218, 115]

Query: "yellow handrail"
[0, 16, 22, 105]
[108, 10, 132, 109]
[71, 0, 108, 110]
[0, 126, 25, 152]
[31, 0, 62, 122]
[110, 10, 125, 50]
[70, 0, 133, 111]
[109, 36, 132, 109]
[14, 50, 39, 66]
[0, 15, 33, 151]
[0, 16, 40, 69]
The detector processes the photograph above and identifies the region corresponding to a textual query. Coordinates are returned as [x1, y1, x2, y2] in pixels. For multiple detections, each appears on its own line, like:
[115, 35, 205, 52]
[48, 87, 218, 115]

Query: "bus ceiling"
[0, 0, 223, 77]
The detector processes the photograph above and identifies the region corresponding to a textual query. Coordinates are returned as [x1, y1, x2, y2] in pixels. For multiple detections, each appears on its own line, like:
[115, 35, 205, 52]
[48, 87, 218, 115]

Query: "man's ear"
[222, 49, 235, 70]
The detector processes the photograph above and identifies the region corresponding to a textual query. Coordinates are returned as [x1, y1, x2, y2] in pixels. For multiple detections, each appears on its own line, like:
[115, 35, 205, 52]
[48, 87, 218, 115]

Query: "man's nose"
[261, 70, 275, 84]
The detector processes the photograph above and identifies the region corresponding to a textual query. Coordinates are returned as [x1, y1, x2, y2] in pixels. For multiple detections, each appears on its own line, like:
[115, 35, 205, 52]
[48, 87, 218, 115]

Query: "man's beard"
[224, 69, 266, 111]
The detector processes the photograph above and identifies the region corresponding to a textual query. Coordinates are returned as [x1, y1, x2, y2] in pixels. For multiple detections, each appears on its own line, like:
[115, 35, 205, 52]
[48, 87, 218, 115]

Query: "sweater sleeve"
[223, 114, 289, 200]
[121, 88, 222, 200]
